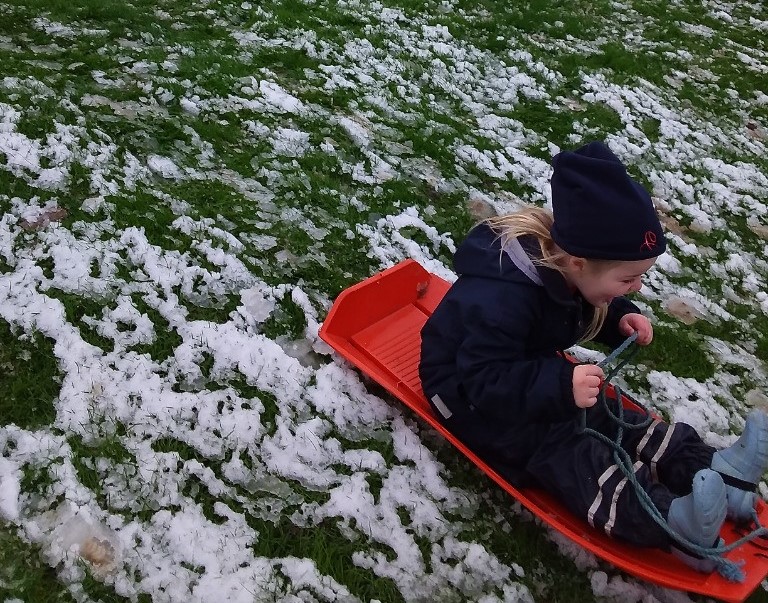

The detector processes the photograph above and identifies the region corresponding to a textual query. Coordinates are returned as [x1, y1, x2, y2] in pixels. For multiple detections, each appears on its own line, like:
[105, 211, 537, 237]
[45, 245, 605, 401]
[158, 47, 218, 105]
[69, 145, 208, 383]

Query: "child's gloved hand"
[619, 313, 653, 345]
[573, 363, 605, 408]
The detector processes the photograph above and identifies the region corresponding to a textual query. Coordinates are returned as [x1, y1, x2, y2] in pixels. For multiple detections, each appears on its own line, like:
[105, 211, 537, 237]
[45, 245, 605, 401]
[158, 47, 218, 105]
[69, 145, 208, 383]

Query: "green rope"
[579, 334, 768, 582]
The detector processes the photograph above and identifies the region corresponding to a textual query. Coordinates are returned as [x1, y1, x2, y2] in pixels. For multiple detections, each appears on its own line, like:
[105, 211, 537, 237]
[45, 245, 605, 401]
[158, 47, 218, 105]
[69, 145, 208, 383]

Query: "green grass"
[0, 526, 79, 603]
[0, 321, 60, 429]
[640, 322, 716, 381]
[0, 0, 766, 600]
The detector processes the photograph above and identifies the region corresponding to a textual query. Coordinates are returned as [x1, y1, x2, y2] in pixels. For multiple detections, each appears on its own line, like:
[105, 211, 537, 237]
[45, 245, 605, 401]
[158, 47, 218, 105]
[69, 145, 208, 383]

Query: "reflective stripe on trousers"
[587, 419, 675, 535]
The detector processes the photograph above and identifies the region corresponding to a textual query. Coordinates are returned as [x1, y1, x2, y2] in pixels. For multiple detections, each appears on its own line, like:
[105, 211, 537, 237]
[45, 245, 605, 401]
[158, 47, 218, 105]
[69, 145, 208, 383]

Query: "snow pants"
[526, 400, 716, 549]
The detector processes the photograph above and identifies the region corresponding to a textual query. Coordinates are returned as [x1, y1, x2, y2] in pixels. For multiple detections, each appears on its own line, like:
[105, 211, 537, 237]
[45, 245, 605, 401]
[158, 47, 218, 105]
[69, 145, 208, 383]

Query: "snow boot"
[711, 409, 768, 523]
[667, 469, 726, 573]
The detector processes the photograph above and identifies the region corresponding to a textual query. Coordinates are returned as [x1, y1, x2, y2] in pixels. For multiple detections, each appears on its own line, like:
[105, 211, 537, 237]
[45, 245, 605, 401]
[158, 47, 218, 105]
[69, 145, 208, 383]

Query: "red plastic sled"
[319, 259, 768, 603]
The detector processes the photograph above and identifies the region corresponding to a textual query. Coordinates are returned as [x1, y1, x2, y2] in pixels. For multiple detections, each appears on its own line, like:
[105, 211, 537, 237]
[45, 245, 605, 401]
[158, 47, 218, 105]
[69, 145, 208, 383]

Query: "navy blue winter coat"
[419, 223, 640, 481]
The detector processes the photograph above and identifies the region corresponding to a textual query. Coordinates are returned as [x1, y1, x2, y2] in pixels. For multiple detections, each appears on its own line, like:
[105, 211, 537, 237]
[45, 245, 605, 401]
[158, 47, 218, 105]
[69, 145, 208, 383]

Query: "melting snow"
[0, 0, 766, 602]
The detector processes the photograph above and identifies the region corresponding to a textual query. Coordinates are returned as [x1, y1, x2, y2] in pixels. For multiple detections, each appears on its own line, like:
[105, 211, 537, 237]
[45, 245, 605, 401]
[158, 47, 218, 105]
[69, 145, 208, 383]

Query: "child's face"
[567, 257, 657, 307]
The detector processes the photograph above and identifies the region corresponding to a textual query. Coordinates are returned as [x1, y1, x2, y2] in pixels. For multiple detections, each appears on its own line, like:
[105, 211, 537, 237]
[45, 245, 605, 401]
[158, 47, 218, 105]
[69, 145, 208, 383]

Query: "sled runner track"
[320, 259, 768, 603]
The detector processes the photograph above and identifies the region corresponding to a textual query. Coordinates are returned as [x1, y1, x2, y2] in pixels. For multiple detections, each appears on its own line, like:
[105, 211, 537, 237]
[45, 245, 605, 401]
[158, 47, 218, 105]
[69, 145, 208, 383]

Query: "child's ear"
[568, 256, 587, 272]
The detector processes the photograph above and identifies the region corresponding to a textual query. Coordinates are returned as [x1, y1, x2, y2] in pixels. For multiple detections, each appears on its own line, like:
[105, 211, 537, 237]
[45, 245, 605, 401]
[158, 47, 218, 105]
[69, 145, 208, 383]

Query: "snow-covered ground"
[0, 0, 766, 601]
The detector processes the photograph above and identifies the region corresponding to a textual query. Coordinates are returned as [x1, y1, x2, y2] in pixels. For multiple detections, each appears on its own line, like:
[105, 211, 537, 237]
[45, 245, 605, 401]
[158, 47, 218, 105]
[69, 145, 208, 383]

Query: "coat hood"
[453, 223, 574, 305]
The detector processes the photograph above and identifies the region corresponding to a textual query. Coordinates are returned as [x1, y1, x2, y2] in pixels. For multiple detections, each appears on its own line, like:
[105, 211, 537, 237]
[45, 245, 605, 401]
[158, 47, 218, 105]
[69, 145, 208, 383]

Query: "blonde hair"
[485, 207, 608, 342]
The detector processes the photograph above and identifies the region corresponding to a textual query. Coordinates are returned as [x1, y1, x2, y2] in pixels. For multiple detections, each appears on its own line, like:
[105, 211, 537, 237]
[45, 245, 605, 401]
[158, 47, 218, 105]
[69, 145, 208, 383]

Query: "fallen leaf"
[663, 296, 707, 325]
[467, 197, 497, 221]
[19, 206, 68, 231]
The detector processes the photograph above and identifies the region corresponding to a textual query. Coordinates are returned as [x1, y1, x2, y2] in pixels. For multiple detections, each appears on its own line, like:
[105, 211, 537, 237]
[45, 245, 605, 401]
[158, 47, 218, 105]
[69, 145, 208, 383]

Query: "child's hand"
[573, 364, 605, 408]
[619, 313, 653, 345]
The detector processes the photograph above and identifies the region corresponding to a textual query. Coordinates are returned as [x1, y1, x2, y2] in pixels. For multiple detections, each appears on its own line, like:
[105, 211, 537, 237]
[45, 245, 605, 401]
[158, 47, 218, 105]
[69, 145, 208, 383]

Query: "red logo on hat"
[640, 231, 657, 252]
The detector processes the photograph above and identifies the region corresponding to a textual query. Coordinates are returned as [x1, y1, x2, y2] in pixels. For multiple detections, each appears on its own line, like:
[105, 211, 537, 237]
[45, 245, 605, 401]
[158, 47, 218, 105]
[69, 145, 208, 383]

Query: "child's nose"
[630, 278, 643, 292]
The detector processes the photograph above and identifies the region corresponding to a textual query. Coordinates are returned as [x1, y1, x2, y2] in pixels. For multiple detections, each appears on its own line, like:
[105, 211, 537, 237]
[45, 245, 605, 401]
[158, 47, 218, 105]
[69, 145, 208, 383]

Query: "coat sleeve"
[594, 296, 642, 349]
[455, 291, 579, 425]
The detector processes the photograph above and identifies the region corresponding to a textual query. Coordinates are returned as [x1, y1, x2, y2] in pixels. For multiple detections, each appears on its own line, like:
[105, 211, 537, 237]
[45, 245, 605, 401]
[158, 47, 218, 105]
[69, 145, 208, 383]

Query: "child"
[419, 141, 768, 572]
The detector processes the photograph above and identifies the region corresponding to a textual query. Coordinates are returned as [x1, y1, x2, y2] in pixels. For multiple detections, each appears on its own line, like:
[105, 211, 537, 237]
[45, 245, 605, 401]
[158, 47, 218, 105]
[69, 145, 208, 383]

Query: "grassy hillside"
[0, 0, 767, 601]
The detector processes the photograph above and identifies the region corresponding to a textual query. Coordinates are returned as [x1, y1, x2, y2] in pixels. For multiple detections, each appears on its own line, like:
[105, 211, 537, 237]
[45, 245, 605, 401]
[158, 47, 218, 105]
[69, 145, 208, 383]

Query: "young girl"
[419, 141, 768, 572]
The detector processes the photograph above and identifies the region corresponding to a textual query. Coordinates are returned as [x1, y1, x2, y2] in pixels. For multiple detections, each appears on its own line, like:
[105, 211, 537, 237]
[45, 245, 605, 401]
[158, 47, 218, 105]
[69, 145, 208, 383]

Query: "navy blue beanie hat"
[550, 141, 666, 261]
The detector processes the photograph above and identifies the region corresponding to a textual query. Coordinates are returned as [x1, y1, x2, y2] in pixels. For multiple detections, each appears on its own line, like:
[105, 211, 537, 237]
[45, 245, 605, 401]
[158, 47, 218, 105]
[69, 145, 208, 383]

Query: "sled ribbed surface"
[319, 259, 768, 603]
[352, 305, 426, 403]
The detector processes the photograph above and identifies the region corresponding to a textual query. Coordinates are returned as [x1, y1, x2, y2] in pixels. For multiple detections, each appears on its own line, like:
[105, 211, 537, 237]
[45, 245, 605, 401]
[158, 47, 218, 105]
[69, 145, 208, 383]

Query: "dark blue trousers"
[525, 401, 715, 548]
